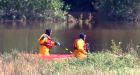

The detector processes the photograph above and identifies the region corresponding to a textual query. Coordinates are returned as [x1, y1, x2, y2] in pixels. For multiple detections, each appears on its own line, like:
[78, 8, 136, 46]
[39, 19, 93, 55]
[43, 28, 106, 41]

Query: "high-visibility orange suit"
[73, 38, 88, 60]
[38, 29, 61, 56]
[38, 34, 56, 55]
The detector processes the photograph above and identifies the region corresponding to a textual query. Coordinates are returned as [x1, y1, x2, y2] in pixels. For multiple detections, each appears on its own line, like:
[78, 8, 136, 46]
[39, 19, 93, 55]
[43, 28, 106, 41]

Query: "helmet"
[79, 33, 86, 40]
[45, 29, 52, 36]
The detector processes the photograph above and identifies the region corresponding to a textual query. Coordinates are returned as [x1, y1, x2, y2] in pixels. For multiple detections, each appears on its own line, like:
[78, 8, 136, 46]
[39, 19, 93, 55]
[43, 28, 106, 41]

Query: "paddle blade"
[70, 51, 73, 54]
[65, 48, 68, 51]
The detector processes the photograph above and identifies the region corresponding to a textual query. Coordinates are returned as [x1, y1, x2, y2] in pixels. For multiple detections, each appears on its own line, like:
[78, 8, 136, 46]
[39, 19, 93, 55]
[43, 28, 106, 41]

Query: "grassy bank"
[0, 40, 140, 75]
[0, 50, 140, 75]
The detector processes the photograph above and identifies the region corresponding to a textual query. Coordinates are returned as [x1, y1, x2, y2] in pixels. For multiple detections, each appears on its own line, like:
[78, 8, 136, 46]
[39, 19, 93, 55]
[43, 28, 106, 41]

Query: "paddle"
[86, 43, 91, 53]
[59, 45, 73, 53]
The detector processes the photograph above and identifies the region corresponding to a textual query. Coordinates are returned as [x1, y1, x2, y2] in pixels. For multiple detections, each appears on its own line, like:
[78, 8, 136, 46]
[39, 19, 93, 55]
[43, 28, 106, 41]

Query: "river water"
[0, 21, 140, 54]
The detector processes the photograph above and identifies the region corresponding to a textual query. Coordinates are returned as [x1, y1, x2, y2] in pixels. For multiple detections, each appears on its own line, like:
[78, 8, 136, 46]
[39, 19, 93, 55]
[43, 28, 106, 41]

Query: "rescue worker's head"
[45, 29, 52, 36]
[79, 33, 86, 40]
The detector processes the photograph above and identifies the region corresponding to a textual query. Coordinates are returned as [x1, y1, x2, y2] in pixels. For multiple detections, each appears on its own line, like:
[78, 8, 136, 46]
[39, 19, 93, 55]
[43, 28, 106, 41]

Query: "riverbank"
[0, 49, 140, 75]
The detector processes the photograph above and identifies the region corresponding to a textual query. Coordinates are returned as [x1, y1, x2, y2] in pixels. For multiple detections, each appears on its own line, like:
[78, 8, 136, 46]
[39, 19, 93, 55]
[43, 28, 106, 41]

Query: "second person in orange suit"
[73, 33, 88, 60]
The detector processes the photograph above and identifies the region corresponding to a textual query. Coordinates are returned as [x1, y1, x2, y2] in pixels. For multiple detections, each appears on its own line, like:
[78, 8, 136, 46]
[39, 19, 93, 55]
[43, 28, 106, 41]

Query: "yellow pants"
[39, 45, 50, 56]
[73, 50, 87, 60]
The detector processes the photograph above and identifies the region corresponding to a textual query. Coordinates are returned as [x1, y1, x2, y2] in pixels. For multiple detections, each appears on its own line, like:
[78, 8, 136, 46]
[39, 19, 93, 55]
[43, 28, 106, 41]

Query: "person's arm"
[47, 39, 61, 47]
[38, 34, 48, 44]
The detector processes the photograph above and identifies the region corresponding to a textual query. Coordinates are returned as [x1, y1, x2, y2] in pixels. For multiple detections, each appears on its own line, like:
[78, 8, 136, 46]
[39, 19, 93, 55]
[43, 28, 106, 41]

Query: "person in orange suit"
[73, 33, 88, 60]
[38, 29, 61, 55]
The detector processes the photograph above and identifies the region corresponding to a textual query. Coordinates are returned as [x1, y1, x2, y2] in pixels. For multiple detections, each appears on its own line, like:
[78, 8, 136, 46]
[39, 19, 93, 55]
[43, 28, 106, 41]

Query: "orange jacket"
[38, 34, 56, 55]
[73, 39, 87, 59]
[39, 34, 56, 49]
[74, 39, 87, 52]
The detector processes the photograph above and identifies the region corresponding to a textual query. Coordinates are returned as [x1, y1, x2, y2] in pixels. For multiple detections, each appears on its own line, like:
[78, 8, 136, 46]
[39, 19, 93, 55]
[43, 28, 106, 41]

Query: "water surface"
[0, 21, 140, 54]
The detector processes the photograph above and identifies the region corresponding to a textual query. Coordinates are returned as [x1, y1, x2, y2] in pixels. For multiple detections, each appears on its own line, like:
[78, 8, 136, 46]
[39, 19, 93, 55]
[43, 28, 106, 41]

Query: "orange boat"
[21, 54, 73, 62]
[21, 53, 74, 62]
[39, 54, 74, 61]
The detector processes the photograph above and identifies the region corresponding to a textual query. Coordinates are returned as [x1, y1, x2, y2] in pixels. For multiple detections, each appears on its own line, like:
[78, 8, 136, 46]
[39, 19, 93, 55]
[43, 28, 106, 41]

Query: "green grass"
[1, 41, 140, 75]
[0, 50, 140, 75]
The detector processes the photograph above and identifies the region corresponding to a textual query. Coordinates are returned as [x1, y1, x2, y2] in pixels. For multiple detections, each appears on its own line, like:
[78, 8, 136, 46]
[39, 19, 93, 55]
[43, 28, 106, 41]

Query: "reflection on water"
[67, 21, 93, 30]
[0, 21, 67, 30]
[0, 21, 140, 54]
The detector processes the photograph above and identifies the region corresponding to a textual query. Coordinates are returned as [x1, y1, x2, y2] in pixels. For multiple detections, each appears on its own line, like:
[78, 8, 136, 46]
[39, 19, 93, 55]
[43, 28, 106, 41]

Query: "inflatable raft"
[40, 54, 73, 61]
[21, 54, 73, 61]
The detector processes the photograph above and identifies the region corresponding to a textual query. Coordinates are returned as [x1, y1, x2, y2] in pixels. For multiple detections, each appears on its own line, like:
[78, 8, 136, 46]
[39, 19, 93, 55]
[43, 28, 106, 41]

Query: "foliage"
[92, 0, 140, 21]
[1, 0, 140, 21]
[1, 47, 140, 75]
[110, 40, 122, 55]
[0, 0, 66, 20]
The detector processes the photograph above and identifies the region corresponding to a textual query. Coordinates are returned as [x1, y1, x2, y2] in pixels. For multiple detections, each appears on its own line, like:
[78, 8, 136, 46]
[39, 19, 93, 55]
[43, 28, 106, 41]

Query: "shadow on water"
[0, 21, 140, 54]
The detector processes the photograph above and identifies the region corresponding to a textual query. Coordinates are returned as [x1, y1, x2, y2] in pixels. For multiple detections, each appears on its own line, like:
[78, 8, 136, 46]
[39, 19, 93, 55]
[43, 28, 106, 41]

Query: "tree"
[0, 0, 65, 20]
[93, 0, 140, 21]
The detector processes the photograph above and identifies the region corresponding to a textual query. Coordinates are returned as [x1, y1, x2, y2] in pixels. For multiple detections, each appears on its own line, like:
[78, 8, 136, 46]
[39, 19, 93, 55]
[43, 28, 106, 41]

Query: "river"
[0, 21, 140, 54]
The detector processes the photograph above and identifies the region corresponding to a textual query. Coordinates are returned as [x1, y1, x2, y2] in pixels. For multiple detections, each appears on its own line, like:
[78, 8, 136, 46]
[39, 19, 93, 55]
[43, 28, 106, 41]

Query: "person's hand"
[56, 42, 61, 46]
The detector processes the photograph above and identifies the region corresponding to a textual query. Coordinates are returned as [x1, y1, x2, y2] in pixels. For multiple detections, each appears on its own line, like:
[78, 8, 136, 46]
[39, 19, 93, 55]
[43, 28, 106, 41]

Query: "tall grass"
[0, 41, 140, 75]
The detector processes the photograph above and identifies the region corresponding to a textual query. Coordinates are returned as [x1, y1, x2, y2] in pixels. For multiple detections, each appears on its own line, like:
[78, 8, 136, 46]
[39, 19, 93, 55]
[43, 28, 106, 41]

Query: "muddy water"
[0, 21, 140, 54]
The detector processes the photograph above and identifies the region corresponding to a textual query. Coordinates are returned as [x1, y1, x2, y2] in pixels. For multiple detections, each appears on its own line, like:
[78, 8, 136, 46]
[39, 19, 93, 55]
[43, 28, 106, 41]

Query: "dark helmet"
[45, 29, 52, 36]
[79, 33, 86, 40]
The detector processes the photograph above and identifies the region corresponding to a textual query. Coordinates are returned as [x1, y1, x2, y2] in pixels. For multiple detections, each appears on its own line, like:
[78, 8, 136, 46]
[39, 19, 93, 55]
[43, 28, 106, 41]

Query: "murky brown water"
[0, 21, 140, 54]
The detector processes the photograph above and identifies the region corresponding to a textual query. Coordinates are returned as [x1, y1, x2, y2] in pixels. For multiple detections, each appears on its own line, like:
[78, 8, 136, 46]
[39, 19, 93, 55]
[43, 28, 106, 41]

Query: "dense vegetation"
[65, 0, 140, 21]
[0, 40, 140, 75]
[0, 0, 140, 21]
[94, 0, 140, 21]
[0, 0, 66, 20]
[1, 47, 140, 75]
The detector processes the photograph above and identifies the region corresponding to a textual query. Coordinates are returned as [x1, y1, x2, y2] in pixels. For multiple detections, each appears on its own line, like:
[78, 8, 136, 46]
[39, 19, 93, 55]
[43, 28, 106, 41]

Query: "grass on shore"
[0, 40, 140, 75]
[0, 50, 140, 75]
